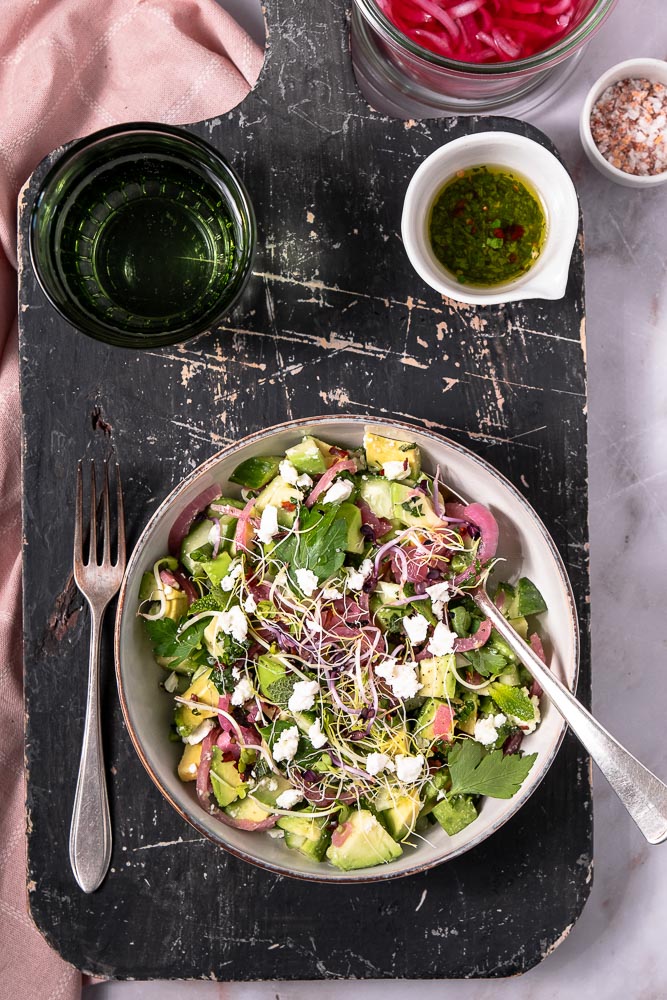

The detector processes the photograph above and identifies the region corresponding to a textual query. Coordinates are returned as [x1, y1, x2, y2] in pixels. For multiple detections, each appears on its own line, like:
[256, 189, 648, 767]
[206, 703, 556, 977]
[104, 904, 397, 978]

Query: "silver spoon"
[473, 586, 667, 845]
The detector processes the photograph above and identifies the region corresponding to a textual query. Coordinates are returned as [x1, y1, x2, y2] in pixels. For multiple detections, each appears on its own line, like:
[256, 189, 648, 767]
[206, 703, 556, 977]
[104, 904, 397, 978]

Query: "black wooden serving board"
[19, 0, 592, 981]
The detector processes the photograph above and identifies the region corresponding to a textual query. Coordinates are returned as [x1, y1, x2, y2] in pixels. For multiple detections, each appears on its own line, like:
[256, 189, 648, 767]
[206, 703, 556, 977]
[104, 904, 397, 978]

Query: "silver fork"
[70, 459, 126, 892]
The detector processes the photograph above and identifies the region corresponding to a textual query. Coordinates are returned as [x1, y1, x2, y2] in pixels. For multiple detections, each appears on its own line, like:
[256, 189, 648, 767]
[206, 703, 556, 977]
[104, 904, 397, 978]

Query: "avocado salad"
[138, 431, 549, 871]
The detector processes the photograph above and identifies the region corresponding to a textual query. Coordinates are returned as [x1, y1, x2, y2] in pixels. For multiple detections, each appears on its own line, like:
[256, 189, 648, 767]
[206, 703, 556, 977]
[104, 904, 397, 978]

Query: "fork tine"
[115, 462, 126, 569]
[74, 460, 83, 566]
[89, 461, 97, 566]
[102, 460, 111, 564]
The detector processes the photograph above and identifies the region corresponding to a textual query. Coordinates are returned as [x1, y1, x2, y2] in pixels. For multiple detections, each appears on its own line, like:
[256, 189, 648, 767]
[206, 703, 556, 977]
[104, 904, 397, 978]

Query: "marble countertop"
[86, 2, 667, 998]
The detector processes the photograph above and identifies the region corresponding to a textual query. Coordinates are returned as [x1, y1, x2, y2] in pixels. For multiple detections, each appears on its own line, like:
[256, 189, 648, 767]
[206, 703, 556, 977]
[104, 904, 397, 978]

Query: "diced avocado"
[496, 663, 521, 687]
[326, 809, 403, 871]
[509, 616, 529, 640]
[506, 577, 547, 618]
[252, 773, 294, 807]
[210, 754, 247, 808]
[164, 589, 189, 621]
[390, 483, 442, 528]
[363, 431, 421, 480]
[256, 654, 295, 706]
[489, 682, 535, 721]
[418, 655, 456, 699]
[198, 550, 232, 587]
[175, 668, 220, 735]
[378, 791, 421, 841]
[139, 571, 155, 601]
[432, 794, 478, 836]
[224, 795, 272, 824]
[285, 436, 329, 475]
[277, 813, 332, 861]
[337, 501, 364, 554]
[494, 581, 516, 615]
[415, 698, 454, 743]
[229, 456, 282, 490]
[358, 476, 394, 521]
[373, 581, 402, 605]
[254, 476, 300, 526]
[177, 742, 202, 782]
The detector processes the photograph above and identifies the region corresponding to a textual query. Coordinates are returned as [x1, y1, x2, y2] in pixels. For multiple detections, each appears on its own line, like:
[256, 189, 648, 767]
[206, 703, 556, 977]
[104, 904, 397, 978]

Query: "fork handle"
[474, 588, 667, 845]
[69, 606, 112, 892]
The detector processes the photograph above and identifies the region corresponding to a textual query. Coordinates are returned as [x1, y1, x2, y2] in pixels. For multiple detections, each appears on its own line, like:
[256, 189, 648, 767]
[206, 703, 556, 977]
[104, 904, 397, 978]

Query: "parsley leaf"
[144, 616, 209, 665]
[275, 504, 347, 583]
[448, 739, 537, 799]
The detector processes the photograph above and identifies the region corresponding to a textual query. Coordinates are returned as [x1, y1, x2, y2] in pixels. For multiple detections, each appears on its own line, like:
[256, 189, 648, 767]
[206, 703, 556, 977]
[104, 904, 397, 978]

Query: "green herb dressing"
[428, 166, 546, 287]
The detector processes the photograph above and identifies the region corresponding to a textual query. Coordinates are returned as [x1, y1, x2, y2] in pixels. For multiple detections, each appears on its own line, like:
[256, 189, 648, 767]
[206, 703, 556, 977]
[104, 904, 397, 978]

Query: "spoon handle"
[474, 588, 667, 845]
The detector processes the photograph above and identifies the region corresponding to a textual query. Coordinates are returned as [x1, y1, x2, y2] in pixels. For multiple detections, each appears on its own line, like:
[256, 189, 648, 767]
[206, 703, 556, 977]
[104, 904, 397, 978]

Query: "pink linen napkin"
[0, 3, 262, 997]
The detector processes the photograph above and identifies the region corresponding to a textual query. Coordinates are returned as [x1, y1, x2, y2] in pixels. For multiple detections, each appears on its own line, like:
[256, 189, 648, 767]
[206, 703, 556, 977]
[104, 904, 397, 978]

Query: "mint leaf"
[448, 739, 537, 799]
[275, 504, 347, 583]
[489, 682, 535, 721]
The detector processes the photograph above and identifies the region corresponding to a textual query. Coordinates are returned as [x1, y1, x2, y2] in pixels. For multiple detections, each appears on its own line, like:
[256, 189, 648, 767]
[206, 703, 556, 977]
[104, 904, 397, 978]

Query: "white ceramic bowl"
[115, 415, 579, 882]
[401, 131, 579, 306]
[579, 57, 667, 188]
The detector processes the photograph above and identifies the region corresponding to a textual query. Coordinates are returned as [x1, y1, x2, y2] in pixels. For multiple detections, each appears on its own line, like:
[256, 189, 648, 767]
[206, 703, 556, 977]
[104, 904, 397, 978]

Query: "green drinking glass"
[29, 122, 256, 349]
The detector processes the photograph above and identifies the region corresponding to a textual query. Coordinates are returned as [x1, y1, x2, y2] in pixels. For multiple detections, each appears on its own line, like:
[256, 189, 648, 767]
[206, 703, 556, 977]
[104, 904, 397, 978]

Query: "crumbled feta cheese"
[396, 754, 425, 783]
[268, 778, 279, 792]
[273, 568, 289, 589]
[220, 561, 243, 592]
[243, 593, 257, 614]
[383, 460, 410, 481]
[164, 671, 179, 693]
[257, 504, 280, 545]
[276, 788, 305, 810]
[308, 717, 328, 749]
[322, 586, 343, 600]
[365, 752, 395, 776]
[219, 605, 248, 643]
[295, 567, 319, 597]
[267, 829, 285, 839]
[279, 459, 300, 485]
[428, 621, 456, 657]
[375, 657, 421, 700]
[185, 718, 215, 745]
[425, 580, 450, 619]
[272, 725, 300, 763]
[322, 478, 354, 504]
[346, 558, 374, 591]
[231, 676, 254, 706]
[231, 665, 242, 681]
[403, 612, 429, 645]
[296, 473, 313, 489]
[494, 713, 507, 727]
[304, 617, 322, 634]
[474, 715, 500, 746]
[288, 679, 319, 712]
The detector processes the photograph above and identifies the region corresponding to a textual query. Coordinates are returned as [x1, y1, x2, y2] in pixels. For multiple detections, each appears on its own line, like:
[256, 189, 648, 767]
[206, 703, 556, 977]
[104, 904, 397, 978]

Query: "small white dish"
[579, 57, 667, 188]
[401, 131, 579, 307]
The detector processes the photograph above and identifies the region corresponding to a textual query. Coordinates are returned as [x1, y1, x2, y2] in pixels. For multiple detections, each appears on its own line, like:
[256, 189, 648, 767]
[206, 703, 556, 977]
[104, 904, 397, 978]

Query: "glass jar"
[351, 0, 618, 117]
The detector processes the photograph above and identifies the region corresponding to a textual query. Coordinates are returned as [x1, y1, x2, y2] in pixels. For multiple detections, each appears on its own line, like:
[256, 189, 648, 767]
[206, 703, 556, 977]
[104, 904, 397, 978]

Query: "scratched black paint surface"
[19, 0, 592, 981]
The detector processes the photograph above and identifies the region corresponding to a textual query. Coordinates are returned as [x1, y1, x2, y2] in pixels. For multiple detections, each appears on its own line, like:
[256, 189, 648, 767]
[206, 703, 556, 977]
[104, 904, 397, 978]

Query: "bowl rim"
[579, 57, 667, 187]
[28, 120, 257, 349]
[114, 413, 580, 883]
[400, 131, 579, 305]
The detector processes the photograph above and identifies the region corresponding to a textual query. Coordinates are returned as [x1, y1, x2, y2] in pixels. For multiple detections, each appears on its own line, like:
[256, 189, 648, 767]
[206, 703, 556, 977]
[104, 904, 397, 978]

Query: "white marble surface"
[85, 3, 667, 997]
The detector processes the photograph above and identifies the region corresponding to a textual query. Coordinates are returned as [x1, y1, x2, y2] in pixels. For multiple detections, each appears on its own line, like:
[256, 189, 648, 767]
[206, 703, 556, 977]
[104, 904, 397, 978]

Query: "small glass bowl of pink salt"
[580, 58, 667, 187]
